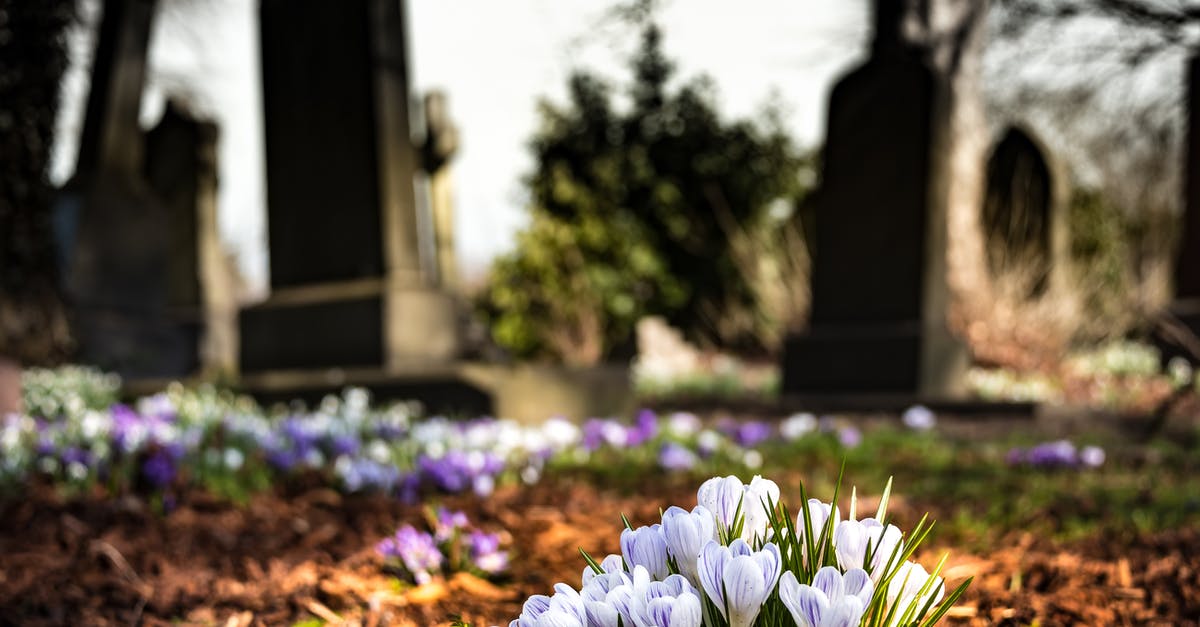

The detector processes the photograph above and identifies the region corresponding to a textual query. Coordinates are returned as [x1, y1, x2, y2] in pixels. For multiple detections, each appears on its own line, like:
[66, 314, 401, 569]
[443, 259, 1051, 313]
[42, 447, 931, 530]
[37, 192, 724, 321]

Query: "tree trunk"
[0, 0, 75, 382]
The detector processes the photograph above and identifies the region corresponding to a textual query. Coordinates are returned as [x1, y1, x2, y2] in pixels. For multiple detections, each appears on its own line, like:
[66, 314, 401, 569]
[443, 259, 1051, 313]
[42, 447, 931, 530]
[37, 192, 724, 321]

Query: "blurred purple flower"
[902, 405, 936, 431]
[837, 426, 862, 448]
[330, 434, 361, 457]
[377, 525, 444, 585]
[434, 507, 470, 542]
[468, 529, 509, 574]
[734, 421, 773, 448]
[142, 449, 177, 488]
[658, 442, 699, 471]
[625, 409, 660, 447]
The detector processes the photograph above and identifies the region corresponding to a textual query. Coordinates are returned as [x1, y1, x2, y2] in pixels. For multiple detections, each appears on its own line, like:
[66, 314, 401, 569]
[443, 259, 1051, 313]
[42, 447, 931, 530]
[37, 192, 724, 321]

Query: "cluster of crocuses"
[376, 507, 508, 585]
[1006, 440, 1105, 469]
[511, 475, 968, 627]
[576, 410, 865, 475]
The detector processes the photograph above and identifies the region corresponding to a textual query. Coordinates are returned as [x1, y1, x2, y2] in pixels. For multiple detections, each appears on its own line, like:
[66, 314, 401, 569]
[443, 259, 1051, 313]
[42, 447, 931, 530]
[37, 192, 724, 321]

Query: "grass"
[551, 424, 1200, 550]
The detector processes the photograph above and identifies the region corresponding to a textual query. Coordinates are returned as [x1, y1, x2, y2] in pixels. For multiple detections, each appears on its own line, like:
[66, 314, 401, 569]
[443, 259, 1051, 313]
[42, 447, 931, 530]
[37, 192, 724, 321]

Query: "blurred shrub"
[479, 22, 812, 364]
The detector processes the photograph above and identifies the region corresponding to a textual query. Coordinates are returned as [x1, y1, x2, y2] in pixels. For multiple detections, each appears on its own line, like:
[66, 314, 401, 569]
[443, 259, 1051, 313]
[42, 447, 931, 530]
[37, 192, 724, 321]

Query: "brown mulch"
[0, 479, 1197, 626]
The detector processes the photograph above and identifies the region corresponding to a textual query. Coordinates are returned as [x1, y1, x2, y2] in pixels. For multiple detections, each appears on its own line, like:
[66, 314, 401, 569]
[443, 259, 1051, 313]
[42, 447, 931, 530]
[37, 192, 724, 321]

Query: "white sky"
[51, 0, 870, 296]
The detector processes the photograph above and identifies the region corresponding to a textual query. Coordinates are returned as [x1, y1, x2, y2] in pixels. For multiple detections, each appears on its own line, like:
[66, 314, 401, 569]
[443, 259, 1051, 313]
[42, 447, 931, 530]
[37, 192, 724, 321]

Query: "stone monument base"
[781, 320, 967, 397]
[239, 279, 461, 373]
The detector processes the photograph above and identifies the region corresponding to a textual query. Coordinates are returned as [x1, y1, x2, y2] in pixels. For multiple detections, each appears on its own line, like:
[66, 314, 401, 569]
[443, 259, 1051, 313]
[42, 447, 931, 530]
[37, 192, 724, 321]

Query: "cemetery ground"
[2, 402, 1199, 627]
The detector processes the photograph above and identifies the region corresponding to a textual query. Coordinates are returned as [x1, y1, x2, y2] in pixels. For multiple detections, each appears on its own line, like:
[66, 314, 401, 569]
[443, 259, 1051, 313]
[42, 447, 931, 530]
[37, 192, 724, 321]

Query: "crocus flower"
[468, 529, 509, 574]
[661, 505, 715, 586]
[780, 413, 817, 440]
[697, 539, 781, 627]
[797, 498, 841, 564]
[510, 583, 587, 627]
[621, 524, 670, 581]
[1080, 445, 1105, 468]
[902, 405, 936, 431]
[733, 421, 773, 448]
[376, 525, 444, 585]
[626, 410, 660, 447]
[697, 475, 780, 544]
[779, 567, 873, 627]
[885, 561, 944, 625]
[582, 554, 626, 588]
[581, 570, 632, 626]
[626, 566, 703, 627]
[434, 507, 470, 542]
[837, 426, 862, 449]
[834, 518, 904, 582]
[658, 442, 698, 471]
[666, 412, 701, 438]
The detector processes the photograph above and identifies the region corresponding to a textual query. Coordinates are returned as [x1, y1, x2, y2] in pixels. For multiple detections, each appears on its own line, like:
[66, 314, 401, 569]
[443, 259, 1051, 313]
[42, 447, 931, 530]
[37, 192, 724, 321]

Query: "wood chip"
[1117, 557, 1133, 588]
[301, 598, 343, 623]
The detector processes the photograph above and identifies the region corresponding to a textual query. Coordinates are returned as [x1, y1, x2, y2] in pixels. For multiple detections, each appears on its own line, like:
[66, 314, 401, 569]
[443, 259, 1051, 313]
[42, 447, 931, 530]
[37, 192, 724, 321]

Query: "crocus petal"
[822, 595, 866, 627]
[622, 525, 669, 580]
[754, 543, 782, 591]
[669, 590, 703, 627]
[662, 505, 714, 585]
[778, 572, 828, 627]
[697, 540, 730, 617]
[723, 555, 768, 627]
[834, 520, 869, 571]
[584, 600, 620, 627]
[534, 609, 584, 627]
[843, 568, 874, 605]
[812, 566, 845, 603]
[697, 476, 744, 532]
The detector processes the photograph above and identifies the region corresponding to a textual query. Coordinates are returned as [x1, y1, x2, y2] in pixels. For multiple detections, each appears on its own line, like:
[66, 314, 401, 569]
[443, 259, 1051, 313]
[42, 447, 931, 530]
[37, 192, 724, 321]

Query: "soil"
[1, 477, 1197, 627]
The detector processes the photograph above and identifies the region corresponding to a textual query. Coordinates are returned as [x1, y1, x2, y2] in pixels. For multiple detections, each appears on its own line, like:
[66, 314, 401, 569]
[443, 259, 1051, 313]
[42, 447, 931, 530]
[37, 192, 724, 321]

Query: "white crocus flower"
[885, 561, 945, 626]
[627, 566, 703, 627]
[697, 475, 780, 544]
[778, 567, 873, 627]
[697, 539, 781, 627]
[661, 505, 715, 587]
[511, 583, 587, 627]
[834, 517, 903, 581]
[621, 524, 670, 581]
[797, 498, 841, 564]
[582, 554, 626, 588]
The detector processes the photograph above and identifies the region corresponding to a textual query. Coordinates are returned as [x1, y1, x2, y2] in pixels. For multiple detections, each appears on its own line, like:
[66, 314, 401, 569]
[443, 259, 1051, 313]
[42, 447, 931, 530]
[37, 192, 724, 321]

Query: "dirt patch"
[0, 478, 1196, 626]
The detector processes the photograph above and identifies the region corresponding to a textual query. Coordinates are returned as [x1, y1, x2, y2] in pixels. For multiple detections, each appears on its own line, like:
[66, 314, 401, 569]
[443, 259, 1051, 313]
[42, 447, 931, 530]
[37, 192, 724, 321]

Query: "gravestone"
[240, 0, 460, 373]
[981, 127, 1068, 298]
[781, 0, 967, 397]
[421, 91, 461, 292]
[1161, 53, 1200, 362]
[144, 101, 237, 375]
[60, 0, 202, 378]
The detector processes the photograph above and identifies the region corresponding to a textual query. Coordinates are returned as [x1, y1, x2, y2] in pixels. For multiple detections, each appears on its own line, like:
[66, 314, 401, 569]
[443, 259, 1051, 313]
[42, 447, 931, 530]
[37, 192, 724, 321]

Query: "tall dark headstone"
[240, 0, 459, 373]
[1163, 53, 1200, 362]
[781, 0, 967, 397]
[60, 0, 204, 378]
[981, 127, 1067, 298]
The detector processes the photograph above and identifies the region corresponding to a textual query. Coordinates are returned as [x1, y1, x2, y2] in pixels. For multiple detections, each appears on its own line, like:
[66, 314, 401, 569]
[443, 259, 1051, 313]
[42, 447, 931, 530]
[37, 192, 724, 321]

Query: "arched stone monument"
[980, 126, 1069, 299]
